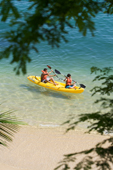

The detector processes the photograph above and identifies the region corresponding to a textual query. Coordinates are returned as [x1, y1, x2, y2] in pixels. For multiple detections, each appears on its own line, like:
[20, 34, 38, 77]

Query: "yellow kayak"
[27, 76, 85, 94]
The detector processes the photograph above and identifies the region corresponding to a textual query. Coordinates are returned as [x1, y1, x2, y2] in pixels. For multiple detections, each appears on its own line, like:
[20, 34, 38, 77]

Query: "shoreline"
[0, 125, 110, 170]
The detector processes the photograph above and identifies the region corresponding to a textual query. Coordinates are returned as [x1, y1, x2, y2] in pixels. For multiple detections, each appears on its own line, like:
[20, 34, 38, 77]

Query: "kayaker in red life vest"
[41, 68, 58, 85]
[64, 74, 76, 89]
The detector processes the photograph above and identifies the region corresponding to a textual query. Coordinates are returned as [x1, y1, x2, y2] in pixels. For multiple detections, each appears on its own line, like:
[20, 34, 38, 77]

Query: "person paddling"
[64, 74, 76, 89]
[41, 68, 58, 86]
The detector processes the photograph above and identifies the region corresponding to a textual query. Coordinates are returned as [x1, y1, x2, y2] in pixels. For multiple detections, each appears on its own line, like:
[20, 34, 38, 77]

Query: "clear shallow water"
[0, 2, 113, 129]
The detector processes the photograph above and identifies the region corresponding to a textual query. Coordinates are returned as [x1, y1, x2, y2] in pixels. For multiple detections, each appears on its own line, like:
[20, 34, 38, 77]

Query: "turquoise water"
[0, 2, 113, 129]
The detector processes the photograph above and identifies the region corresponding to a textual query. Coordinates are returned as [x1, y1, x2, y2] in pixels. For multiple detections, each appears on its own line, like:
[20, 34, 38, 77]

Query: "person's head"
[67, 74, 71, 78]
[44, 68, 47, 72]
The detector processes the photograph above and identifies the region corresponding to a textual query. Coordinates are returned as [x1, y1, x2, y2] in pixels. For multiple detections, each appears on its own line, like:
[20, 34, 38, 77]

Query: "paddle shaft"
[47, 65, 58, 78]
[55, 69, 76, 83]
[47, 65, 63, 81]
[59, 73, 76, 84]
[55, 69, 86, 88]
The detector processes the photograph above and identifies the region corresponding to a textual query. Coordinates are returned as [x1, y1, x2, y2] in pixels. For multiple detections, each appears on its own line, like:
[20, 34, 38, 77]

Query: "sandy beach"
[0, 126, 110, 170]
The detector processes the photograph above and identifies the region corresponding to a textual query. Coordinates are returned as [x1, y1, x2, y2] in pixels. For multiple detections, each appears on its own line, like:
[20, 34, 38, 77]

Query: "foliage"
[62, 67, 113, 134]
[0, 0, 113, 74]
[0, 109, 24, 146]
[54, 67, 113, 170]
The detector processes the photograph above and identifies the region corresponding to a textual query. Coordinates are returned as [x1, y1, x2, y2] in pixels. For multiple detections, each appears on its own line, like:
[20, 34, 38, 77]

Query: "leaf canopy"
[0, 0, 112, 74]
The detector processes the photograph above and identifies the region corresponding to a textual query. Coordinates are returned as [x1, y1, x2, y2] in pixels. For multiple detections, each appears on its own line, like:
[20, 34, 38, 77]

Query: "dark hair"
[67, 74, 71, 77]
[44, 68, 47, 71]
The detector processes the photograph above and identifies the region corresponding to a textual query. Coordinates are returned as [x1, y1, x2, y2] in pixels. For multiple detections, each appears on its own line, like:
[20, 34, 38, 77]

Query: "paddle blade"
[80, 84, 86, 89]
[47, 65, 51, 69]
[55, 69, 61, 74]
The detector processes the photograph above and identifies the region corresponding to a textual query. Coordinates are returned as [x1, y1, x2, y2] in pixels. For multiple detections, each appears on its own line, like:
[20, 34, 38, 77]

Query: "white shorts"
[42, 78, 50, 82]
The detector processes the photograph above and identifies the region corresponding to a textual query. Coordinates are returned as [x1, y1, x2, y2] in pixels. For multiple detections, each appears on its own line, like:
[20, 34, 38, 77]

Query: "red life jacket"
[41, 70, 48, 80]
[66, 78, 72, 85]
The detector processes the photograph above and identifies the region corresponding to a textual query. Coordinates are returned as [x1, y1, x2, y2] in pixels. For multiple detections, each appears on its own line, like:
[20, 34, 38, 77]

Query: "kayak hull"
[27, 76, 84, 94]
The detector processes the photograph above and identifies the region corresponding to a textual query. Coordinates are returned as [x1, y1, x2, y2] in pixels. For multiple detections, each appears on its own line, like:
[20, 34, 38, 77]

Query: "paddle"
[47, 65, 64, 81]
[55, 69, 86, 89]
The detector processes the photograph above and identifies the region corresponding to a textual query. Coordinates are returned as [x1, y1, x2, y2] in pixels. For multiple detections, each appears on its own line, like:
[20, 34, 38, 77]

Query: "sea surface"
[0, 1, 113, 130]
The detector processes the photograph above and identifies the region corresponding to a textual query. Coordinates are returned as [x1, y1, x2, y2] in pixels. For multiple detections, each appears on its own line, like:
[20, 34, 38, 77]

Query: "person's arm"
[48, 69, 53, 74]
[48, 70, 56, 77]
[49, 74, 56, 77]
[72, 81, 76, 85]
[63, 78, 67, 81]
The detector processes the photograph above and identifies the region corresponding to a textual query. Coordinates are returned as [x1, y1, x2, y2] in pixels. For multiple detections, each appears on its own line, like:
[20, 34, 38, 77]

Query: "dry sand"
[0, 126, 110, 170]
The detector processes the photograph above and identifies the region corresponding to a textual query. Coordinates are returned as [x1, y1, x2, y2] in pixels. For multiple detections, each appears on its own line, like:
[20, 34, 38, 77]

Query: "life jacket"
[41, 70, 48, 80]
[66, 78, 72, 86]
